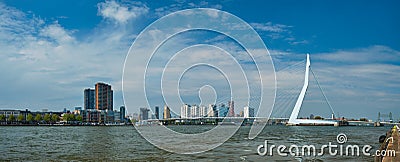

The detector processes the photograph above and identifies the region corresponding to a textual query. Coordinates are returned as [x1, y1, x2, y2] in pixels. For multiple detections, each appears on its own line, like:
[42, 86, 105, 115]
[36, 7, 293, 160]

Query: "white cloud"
[123, 30, 273, 114]
[39, 22, 75, 44]
[154, 1, 222, 17]
[250, 22, 291, 33]
[289, 40, 309, 45]
[314, 45, 400, 64]
[250, 22, 310, 46]
[97, 0, 148, 24]
[0, 2, 133, 111]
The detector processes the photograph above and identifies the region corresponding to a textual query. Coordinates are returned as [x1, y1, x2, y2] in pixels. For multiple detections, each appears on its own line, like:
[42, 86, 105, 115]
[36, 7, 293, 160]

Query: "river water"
[0, 125, 389, 161]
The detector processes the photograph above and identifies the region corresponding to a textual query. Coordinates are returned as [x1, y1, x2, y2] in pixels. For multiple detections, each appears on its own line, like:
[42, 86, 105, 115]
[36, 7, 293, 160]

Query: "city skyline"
[139, 101, 254, 121]
[0, 1, 398, 119]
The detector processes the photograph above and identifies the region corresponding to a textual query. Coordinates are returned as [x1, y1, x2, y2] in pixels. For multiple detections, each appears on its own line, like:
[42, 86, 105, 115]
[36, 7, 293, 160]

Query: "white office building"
[243, 106, 255, 118]
[180, 104, 191, 118]
[190, 105, 199, 117]
[199, 105, 208, 117]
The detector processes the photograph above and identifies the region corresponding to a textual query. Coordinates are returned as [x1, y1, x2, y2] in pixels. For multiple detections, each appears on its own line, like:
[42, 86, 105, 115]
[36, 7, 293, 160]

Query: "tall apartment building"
[181, 104, 191, 118]
[84, 88, 95, 110]
[190, 105, 199, 117]
[155, 106, 159, 119]
[120, 106, 126, 121]
[219, 103, 228, 117]
[95, 82, 113, 111]
[163, 105, 171, 119]
[228, 100, 235, 117]
[199, 105, 208, 117]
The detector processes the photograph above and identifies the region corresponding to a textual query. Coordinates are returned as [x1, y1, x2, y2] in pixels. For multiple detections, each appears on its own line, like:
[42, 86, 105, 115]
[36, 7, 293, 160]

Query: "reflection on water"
[0, 125, 388, 161]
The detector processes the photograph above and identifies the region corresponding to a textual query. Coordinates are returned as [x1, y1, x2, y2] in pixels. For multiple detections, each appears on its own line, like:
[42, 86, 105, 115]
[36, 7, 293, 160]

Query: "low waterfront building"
[0, 109, 21, 118]
[0, 109, 63, 124]
[113, 110, 121, 123]
[81, 109, 124, 124]
[1, 107, 124, 125]
[82, 109, 98, 123]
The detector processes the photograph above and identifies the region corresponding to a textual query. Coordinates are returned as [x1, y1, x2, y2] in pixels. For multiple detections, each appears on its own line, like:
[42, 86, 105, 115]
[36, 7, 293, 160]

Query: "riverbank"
[376, 125, 400, 162]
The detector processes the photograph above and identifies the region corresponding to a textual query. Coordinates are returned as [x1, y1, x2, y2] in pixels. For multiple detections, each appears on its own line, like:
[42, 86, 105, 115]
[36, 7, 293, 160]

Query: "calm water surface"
[0, 125, 389, 161]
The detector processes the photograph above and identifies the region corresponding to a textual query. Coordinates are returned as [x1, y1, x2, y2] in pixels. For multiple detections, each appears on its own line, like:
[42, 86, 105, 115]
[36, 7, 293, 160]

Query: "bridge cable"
[310, 67, 336, 117]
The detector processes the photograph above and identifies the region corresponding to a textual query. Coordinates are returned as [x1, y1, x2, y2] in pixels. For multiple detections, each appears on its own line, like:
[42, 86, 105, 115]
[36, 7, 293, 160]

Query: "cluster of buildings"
[80, 82, 127, 124]
[138, 100, 255, 121]
[2, 82, 258, 125]
[138, 105, 171, 121]
[0, 82, 128, 125]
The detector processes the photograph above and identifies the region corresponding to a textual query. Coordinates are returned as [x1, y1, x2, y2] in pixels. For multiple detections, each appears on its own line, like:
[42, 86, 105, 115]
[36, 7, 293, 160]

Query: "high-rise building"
[180, 104, 191, 118]
[140, 108, 149, 121]
[190, 105, 199, 117]
[84, 88, 95, 110]
[218, 103, 228, 117]
[199, 105, 208, 117]
[95, 82, 113, 111]
[120, 106, 126, 122]
[207, 104, 218, 117]
[163, 105, 171, 119]
[239, 110, 244, 117]
[155, 106, 159, 119]
[228, 101, 235, 117]
[243, 106, 254, 118]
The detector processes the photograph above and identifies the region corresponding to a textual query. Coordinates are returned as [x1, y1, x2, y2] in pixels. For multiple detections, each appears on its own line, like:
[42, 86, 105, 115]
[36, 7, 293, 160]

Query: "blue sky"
[0, 0, 398, 120]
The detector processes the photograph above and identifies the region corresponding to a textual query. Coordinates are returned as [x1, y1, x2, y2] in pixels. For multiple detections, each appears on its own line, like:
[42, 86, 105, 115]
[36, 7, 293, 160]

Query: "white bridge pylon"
[287, 54, 338, 126]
